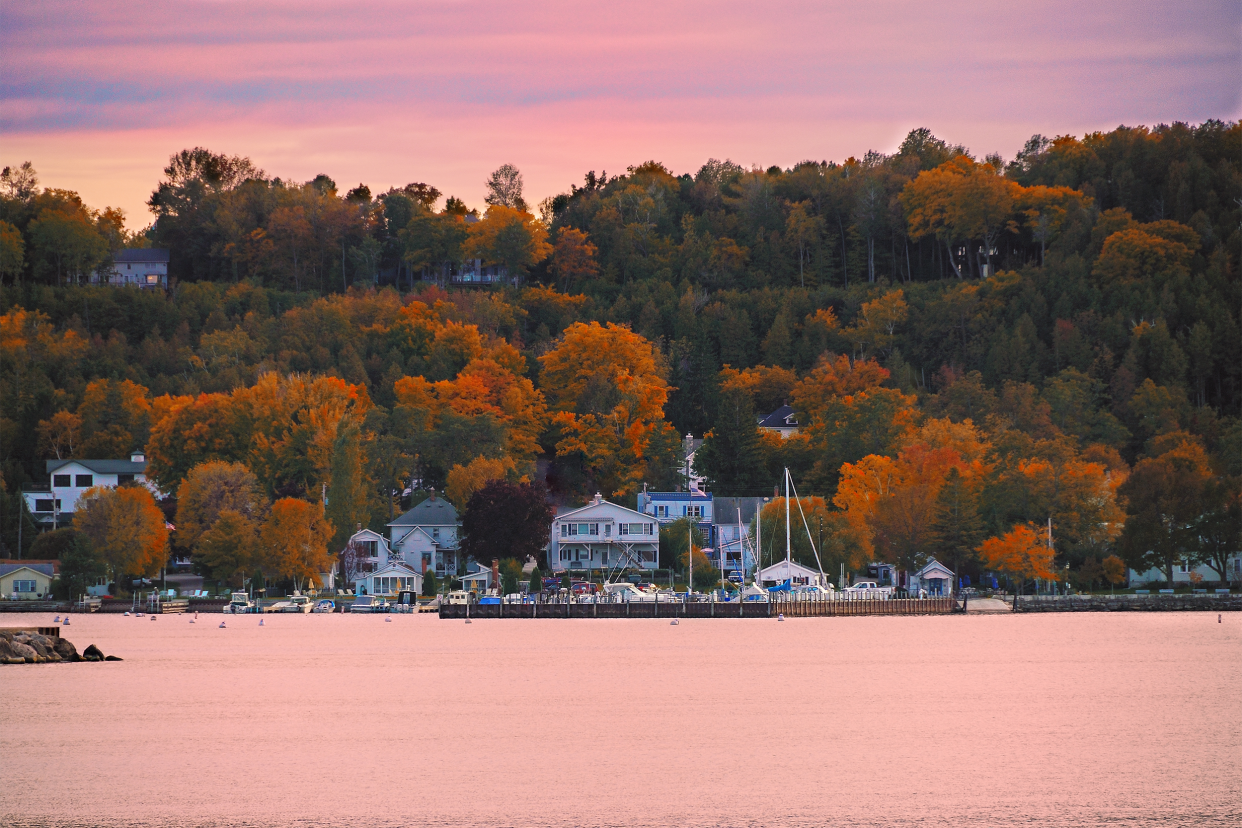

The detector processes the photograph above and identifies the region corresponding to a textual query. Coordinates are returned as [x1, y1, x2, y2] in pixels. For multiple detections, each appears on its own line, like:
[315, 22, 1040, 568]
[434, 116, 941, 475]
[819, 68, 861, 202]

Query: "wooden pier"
[439, 596, 954, 619]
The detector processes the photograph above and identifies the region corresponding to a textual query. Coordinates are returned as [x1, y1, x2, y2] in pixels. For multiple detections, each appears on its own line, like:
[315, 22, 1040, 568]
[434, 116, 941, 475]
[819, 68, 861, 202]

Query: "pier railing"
[438, 594, 954, 619]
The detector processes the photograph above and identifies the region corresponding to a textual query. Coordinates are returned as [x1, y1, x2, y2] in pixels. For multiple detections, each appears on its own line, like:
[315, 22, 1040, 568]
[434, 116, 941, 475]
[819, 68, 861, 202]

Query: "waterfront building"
[22, 452, 154, 530]
[548, 493, 659, 574]
[907, 560, 954, 596]
[757, 404, 799, 439]
[388, 492, 461, 579]
[757, 559, 824, 588]
[354, 560, 422, 598]
[0, 561, 58, 600]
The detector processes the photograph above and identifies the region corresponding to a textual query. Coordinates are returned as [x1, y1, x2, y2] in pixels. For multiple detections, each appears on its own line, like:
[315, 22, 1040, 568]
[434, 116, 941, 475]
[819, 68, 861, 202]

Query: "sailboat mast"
[687, 512, 693, 595]
[785, 467, 791, 587]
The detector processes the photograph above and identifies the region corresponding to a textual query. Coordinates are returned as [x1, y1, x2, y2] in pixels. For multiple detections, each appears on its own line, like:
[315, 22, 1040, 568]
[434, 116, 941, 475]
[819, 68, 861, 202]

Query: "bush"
[422, 569, 439, 597]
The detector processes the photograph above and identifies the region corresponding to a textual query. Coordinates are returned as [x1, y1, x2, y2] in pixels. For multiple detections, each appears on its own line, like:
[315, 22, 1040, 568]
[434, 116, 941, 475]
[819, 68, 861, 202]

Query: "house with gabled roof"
[22, 452, 155, 529]
[387, 491, 461, 579]
[0, 560, 59, 600]
[757, 404, 799, 439]
[91, 248, 170, 289]
[548, 493, 659, 574]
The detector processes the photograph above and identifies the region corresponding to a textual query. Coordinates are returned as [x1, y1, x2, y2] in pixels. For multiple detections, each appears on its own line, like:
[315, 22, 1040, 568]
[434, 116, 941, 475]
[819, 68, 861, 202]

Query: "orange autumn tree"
[834, 418, 991, 574]
[73, 485, 169, 584]
[977, 524, 1058, 591]
[261, 498, 334, 592]
[539, 321, 676, 497]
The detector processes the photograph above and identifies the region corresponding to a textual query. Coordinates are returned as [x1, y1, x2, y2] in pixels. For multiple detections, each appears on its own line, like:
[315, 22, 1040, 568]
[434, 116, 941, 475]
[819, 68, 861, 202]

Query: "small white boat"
[349, 595, 387, 613]
[225, 592, 255, 614]
[271, 595, 314, 613]
[312, 599, 335, 613]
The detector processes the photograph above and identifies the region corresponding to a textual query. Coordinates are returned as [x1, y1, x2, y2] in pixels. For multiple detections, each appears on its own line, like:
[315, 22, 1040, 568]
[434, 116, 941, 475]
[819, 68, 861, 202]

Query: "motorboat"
[225, 592, 255, 614]
[312, 599, 335, 613]
[601, 582, 657, 602]
[349, 594, 387, 613]
[272, 595, 314, 613]
[444, 590, 473, 605]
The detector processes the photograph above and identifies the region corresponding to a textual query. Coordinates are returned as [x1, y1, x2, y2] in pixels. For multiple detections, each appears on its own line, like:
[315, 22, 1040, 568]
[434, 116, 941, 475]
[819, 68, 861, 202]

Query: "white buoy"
[63, 617, 70, 625]
[385, 616, 392, 623]
[151, 615, 157, 621]
[123, 611, 130, 617]
[53, 615, 60, 622]
[670, 619, 678, 626]
[465, 618, 472, 624]
[189, 618, 195, 624]
[219, 621, 226, 628]
[778, 613, 785, 621]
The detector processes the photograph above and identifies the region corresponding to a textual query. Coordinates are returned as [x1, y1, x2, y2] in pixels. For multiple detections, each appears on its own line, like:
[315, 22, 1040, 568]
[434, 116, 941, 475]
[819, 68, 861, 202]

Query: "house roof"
[555, 498, 650, 522]
[758, 405, 799, 429]
[0, 561, 58, 577]
[46, 458, 147, 476]
[365, 561, 421, 578]
[758, 559, 820, 578]
[389, 495, 458, 527]
[114, 248, 170, 264]
[916, 559, 954, 578]
[646, 491, 712, 502]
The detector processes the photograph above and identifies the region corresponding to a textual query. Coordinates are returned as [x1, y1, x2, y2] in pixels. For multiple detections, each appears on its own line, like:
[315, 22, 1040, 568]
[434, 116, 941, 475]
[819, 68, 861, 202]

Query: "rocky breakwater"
[0, 629, 121, 664]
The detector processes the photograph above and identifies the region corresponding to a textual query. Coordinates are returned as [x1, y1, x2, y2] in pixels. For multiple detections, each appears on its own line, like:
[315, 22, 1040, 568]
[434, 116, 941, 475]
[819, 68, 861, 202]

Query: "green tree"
[528, 567, 542, 595]
[422, 568, 439, 597]
[57, 532, 106, 599]
[658, 517, 705, 573]
[0, 220, 25, 285]
[695, 389, 763, 496]
[325, 419, 371, 552]
[27, 208, 109, 285]
[928, 468, 985, 590]
[196, 509, 259, 585]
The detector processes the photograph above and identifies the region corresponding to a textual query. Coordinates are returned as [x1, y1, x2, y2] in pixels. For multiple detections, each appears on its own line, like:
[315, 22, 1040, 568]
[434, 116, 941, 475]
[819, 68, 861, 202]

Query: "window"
[589, 523, 599, 536]
[686, 505, 702, 519]
[560, 550, 569, 561]
[577, 523, 589, 535]
[646, 523, 653, 535]
[656, 505, 667, 517]
[117, 474, 135, 484]
[568, 524, 578, 537]
[53, 474, 71, 487]
[14, 579, 37, 593]
[75, 474, 93, 487]
[561, 524, 567, 537]
[432, 528, 440, 539]
[146, 274, 158, 284]
[604, 524, 611, 537]
[35, 499, 54, 513]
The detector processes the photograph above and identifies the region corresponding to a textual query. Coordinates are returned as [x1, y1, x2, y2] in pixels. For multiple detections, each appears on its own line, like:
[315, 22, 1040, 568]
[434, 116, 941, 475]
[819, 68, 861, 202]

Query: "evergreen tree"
[528, 567, 542, 595]
[325, 419, 370, 552]
[928, 468, 984, 588]
[422, 568, 439, 597]
[695, 390, 763, 495]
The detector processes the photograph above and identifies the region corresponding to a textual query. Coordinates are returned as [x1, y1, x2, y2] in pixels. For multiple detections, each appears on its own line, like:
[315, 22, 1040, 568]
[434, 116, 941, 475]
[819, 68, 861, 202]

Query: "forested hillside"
[1, 121, 1238, 589]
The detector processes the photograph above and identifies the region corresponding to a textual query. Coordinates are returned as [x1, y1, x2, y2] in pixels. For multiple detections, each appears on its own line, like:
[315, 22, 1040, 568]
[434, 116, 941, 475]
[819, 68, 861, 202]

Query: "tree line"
[1, 120, 1238, 592]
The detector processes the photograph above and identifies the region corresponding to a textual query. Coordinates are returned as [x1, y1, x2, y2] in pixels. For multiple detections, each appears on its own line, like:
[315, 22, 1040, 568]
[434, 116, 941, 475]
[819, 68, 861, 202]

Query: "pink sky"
[2, 1, 1239, 229]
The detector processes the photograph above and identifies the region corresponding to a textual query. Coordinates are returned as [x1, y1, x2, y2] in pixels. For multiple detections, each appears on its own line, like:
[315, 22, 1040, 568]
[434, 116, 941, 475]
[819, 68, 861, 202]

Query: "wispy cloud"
[2, 0, 1238, 225]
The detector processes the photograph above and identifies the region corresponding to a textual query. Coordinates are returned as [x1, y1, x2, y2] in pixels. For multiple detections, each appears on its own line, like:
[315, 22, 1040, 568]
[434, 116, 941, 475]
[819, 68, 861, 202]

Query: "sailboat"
[764, 467, 833, 598]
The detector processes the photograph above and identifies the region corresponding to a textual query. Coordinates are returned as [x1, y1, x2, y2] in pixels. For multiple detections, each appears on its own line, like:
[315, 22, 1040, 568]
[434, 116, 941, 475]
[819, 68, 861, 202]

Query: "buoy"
[778, 613, 785, 621]
[123, 612, 130, 617]
[63, 617, 70, 625]
[465, 618, 472, 624]
[53, 615, 60, 622]
[259, 618, 264, 626]
[219, 621, 226, 628]
[189, 618, 195, 624]
[151, 615, 157, 621]
[1219, 614, 1222, 623]
[385, 616, 392, 623]
[670, 619, 678, 626]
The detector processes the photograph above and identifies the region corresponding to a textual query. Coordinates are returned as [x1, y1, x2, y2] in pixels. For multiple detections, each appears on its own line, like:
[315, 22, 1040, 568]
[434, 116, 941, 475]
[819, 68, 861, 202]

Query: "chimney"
[491, 558, 500, 594]
[593, 492, 602, 505]
[429, 488, 436, 501]
[130, 451, 145, 463]
[356, 522, 362, 532]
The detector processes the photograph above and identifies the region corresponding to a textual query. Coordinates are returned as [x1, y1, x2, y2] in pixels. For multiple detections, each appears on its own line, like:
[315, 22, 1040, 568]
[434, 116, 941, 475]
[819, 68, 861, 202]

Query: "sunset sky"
[2, 0, 1238, 228]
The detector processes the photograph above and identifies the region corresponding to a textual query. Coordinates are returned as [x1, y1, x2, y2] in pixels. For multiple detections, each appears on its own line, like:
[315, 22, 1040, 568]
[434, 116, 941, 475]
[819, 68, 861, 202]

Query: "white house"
[387, 492, 460, 578]
[549, 494, 659, 573]
[711, 496, 766, 578]
[1129, 557, 1241, 587]
[354, 560, 422, 597]
[907, 559, 954, 597]
[758, 559, 824, 588]
[91, 248, 170, 289]
[758, 405, 799, 439]
[23, 453, 153, 529]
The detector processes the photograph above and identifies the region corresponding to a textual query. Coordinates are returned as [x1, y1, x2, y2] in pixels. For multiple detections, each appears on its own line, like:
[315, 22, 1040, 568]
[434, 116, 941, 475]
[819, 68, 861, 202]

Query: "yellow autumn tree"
[977, 524, 1058, 586]
[446, 455, 518, 508]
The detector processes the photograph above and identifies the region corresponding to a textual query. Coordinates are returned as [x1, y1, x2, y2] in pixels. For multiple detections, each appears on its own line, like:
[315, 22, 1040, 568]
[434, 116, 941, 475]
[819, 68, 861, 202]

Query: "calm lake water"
[2, 612, 1238, 827]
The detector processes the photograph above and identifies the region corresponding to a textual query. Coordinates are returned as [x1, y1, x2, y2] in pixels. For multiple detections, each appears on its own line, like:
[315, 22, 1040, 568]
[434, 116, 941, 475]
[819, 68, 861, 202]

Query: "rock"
[52, 637, 79, 661]
[0, 638, 18, 660]
[104, 655, 123, 661]
[24, 637, 50, 658]
[82, 644, 104, 662]
[9, 641, 38, 663]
